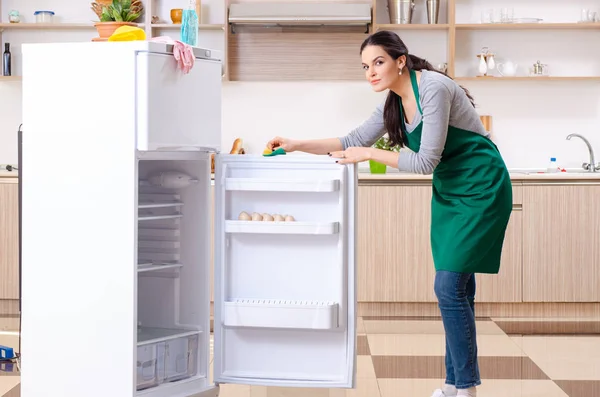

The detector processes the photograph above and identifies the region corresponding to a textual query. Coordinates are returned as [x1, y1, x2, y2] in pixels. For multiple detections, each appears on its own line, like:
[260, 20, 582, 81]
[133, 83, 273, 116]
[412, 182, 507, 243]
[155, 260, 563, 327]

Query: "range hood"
[228, 2, 372, 29]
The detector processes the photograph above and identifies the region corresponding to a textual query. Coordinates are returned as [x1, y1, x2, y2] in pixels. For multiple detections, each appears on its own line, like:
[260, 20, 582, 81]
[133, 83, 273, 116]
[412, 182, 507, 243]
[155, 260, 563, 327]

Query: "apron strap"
[409, 68, 422, 115]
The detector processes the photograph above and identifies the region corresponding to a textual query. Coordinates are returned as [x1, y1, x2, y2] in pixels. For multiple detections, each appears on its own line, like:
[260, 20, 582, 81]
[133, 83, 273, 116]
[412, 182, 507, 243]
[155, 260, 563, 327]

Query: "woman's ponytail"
[406, 54, 475, 108]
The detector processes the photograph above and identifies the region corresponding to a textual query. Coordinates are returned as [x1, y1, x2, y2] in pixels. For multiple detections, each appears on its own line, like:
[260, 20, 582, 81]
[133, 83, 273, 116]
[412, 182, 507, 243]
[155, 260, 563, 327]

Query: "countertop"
[358, 169, 600, 181]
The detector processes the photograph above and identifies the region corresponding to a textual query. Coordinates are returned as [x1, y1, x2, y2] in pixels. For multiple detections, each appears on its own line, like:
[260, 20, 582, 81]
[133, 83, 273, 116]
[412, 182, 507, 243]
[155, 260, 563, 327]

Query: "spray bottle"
[180, 0, 198, 46]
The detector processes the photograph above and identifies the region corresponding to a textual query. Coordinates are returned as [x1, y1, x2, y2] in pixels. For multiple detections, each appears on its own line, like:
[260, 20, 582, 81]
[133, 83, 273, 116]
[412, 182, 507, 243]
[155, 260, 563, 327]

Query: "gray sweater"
[338, 70, 489, 174]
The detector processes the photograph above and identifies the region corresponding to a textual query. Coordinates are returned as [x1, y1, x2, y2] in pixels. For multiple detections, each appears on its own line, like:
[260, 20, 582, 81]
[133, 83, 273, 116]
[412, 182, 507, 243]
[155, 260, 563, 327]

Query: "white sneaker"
[430, 389, 457, 397]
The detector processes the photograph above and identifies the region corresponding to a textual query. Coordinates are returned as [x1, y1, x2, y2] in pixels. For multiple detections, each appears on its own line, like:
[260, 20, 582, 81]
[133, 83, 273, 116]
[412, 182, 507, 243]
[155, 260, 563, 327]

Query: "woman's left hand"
[329, 147, 373, 164]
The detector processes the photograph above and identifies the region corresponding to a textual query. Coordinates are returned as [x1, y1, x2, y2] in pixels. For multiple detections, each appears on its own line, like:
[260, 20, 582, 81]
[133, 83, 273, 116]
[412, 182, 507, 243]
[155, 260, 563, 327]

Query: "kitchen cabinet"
[356, 183, 524, 303]
[357, 184, 437, 302]
[0, 179, 19, 300]
[475, 206, 523, 303]
[522, 184, 600, 302]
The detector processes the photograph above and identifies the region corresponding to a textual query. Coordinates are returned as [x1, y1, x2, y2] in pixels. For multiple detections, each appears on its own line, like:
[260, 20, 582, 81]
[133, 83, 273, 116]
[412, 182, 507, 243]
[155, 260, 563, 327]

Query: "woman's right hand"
[266, 136, 297, 152]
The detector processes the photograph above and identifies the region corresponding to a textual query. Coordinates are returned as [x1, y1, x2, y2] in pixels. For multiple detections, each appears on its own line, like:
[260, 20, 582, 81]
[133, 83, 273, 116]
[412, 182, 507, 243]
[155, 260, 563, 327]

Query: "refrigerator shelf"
[138, 201, 184, 209]
[225, 178, 340, 192]
[222, 299, 339, 330]
[137, 262, 183, 273]
[138, 214, 183, 221]
[137, 326, 201, 346]
[225, 220, 339, 235]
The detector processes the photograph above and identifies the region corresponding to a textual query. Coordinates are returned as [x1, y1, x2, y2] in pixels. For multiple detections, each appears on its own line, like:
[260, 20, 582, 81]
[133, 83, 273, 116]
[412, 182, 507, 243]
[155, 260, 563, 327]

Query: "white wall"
[1, 0, 599, 170]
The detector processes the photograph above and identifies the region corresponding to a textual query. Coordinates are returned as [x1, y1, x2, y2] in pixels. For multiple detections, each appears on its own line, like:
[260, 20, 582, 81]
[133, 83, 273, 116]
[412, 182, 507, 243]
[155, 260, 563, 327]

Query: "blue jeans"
[434, 271, 481, 389]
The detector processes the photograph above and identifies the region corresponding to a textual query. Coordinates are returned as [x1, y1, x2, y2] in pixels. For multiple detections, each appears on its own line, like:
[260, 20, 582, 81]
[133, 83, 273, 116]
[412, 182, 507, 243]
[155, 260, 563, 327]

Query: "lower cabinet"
[357, 185, 437, 302]
[0, 180, 19, 301]
[357, 183, 524, 303]
[522, 184, 600, 302]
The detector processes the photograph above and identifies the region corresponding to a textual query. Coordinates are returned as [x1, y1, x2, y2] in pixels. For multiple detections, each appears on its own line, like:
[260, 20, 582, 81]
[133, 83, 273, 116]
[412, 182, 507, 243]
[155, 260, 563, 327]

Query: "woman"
[267, 30, 513, 397]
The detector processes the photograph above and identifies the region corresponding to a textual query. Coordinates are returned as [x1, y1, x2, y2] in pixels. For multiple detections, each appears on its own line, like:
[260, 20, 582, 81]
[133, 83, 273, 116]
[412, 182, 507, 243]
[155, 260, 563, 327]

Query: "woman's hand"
[328, 147, 374, 164]
[266, 136, 298, 152]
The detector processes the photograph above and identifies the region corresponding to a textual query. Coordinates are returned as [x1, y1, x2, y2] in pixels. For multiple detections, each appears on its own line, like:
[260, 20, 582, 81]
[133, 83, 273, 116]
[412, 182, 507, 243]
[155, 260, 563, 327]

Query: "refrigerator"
[20, 42, 358, 397]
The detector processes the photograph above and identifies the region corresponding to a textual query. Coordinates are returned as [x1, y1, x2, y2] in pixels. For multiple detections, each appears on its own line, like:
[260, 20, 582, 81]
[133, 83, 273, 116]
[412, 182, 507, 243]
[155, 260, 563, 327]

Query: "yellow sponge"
[108, 26, 147, 42]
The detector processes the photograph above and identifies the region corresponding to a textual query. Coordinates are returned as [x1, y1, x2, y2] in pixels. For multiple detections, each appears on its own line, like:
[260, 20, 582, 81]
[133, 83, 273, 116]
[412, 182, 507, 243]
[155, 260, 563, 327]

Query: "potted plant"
[91, 0, 143, 41]
[369, 135, 399, 174]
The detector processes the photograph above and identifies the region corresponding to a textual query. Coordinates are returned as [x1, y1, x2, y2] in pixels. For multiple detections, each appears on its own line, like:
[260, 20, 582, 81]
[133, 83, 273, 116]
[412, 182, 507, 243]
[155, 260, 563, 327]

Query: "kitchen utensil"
[426, 0, 440, 24]
[478, 54, 488, 76]
[531, 60, 548, 76]
[513, 18, 543, 23]
[486, 54, 496, 70]
[171, 8, 183, 24]
[388, 0, 415, 24]
[497, 61, 518, 76]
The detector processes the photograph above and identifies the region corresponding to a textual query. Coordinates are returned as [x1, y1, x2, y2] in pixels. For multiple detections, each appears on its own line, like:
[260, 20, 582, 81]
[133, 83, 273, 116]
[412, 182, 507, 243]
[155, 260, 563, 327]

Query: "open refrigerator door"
[212, 154, 358, 388]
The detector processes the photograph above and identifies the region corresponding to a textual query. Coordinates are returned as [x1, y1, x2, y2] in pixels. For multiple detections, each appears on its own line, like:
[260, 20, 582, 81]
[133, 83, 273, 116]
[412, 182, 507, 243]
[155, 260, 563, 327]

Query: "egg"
[251, 212, 263, 221]
[284, 215, 295, 222]
[262, 213, 274, 221]
[238, 211, 251, 221]
[273, 214, 284, 222]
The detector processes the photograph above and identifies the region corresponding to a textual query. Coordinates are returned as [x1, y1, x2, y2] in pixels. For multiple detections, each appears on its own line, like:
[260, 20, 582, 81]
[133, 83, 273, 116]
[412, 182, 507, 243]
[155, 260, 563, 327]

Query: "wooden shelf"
[0, 22, 145, 30]
[375, 23, 450, 30]
[455, 76, 600, 81]
[456, 22, 600, 30]
[0, 76, 21, 82]
[151, 23, 224, 30]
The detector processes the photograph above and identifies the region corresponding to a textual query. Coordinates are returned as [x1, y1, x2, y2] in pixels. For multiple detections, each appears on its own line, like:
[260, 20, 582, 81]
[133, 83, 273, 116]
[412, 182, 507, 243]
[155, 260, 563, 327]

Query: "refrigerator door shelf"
[224, 220, 339, 235]
[222, 299, 339, 329]
[225, 178, 341, 192]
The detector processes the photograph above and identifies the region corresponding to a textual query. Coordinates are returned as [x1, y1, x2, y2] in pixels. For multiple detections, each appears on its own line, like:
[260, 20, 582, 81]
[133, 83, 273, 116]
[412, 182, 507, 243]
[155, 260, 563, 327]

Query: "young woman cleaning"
[266, 30, 513, 397]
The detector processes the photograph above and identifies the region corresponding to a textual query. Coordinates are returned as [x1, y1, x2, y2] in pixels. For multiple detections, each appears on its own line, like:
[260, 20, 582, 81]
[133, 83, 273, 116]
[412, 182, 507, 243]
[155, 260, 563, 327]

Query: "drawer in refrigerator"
[136, 343, 162, 391]
[157, 333, 199, 383]
[135, 51, 222, 152]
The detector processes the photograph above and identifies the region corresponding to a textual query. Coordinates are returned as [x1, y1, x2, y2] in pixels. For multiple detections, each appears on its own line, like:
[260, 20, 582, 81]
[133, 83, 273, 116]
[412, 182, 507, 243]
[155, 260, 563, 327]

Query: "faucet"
[566, 133, 599, 173]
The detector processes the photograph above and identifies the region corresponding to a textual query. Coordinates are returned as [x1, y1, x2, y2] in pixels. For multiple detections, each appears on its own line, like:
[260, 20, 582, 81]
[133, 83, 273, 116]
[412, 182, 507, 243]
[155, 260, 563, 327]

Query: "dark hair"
[360, 30, 475, 148]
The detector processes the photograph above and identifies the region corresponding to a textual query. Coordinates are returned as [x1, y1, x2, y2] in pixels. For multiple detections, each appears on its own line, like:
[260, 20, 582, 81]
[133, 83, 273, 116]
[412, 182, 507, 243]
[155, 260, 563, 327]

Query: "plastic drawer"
[157, 334, 199, 383]
[136, 343, 163, 390]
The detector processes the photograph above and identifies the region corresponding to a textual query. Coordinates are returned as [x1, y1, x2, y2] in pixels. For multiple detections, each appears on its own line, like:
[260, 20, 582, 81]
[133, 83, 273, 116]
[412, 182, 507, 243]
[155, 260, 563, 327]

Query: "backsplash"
[1, 80, 599, 170]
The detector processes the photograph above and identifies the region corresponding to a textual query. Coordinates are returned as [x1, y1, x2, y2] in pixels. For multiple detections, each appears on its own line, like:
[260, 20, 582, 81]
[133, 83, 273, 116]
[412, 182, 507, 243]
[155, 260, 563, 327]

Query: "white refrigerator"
[20, 42, 358, 397]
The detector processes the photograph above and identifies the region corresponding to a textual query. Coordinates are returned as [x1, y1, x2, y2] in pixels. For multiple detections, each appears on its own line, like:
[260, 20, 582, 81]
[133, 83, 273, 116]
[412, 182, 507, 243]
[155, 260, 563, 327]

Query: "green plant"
[100, 0, 142, 22]
[372, 135, 400, 152]
[369, 135, 400, 174]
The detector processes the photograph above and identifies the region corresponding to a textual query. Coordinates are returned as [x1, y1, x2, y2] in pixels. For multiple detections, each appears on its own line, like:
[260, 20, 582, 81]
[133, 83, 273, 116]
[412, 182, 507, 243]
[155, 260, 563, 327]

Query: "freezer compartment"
[223, 300, 339, 329]
[135, 51, 222, 151]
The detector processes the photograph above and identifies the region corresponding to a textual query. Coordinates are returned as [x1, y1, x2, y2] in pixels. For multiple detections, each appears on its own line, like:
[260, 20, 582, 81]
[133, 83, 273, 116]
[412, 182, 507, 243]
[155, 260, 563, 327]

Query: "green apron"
[400, 69, 513, 274]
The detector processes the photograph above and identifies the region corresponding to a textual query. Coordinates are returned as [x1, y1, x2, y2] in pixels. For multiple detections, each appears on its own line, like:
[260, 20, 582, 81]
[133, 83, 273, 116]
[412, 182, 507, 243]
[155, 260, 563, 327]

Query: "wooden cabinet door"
[476, 209, 523, 302]
[0, 181, 19, 300]
[357, 185, 437, 302]
[522, 185, 600, 302]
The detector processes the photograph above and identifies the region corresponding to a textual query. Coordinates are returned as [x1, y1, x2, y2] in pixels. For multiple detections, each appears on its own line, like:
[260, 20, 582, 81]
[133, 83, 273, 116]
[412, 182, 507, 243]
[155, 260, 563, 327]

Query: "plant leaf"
[112, 7, 123, 21]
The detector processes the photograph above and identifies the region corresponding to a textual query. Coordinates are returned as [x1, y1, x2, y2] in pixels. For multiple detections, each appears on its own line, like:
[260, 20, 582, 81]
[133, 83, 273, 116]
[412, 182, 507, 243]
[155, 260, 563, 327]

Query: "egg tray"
[237, 211, 295, 222]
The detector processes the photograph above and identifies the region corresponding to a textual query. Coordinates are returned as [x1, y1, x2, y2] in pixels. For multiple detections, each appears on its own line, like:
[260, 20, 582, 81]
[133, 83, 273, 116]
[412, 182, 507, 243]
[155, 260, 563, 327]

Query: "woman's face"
[361, 45, 404, 92]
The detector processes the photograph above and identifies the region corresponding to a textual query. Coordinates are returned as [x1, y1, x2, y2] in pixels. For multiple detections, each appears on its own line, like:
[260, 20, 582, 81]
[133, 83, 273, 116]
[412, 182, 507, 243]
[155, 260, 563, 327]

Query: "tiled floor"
[2, 316, 599, 396]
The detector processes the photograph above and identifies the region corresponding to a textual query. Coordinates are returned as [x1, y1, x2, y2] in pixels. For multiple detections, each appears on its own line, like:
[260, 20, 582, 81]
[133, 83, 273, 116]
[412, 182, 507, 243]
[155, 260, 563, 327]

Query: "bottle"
[2, 43, 11, 77]
[547, 157, 559, 173]
[180, 0, 199, 46]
